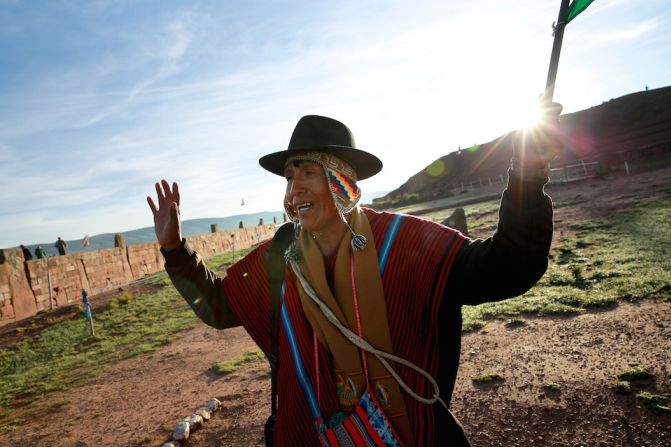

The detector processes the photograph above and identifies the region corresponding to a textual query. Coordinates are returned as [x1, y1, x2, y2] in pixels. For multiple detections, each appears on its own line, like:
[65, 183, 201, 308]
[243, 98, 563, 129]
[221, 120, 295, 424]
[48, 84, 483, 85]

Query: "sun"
[513, 99, 545, 130]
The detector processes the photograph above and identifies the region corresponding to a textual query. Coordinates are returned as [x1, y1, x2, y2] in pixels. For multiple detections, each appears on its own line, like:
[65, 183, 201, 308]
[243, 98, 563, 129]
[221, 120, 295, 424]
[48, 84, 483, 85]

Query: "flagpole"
[544, 0, 571, 103]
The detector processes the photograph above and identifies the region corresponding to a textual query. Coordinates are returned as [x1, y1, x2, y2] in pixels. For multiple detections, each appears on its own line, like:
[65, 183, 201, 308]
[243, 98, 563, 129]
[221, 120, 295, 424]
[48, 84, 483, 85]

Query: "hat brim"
[258, 145, 383, 180]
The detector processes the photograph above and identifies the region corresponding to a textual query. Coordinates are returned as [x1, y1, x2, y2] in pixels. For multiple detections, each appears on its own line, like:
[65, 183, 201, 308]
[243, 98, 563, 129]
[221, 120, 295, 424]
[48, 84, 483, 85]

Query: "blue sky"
[1, 0, 669, 248]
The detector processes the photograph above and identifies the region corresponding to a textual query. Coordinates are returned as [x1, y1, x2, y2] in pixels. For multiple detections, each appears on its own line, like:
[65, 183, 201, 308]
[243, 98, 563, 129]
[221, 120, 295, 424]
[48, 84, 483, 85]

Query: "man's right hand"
[147, 180, 182, 251]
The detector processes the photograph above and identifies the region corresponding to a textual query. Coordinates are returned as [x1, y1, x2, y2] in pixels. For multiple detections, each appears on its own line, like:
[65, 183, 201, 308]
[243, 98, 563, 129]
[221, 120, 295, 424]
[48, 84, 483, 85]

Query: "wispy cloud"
[80, 11, 195, 127]
[588, 0, 628, 17]
[595, 18, 658, 43]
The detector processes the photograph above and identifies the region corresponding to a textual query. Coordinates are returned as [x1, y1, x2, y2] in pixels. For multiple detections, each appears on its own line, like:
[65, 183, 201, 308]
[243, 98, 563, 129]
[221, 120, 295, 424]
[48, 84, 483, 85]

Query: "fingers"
[154, 181, 165, 205]
[173, 182, 180, 206]
[153, 179, 180, 203]
[550, 102, 563, 115]
[513, 122, 562, 163]
[159, 179, 181, 203]
[147, 196, 158, 216]
[161, 179, 172, 202]
[510, 97, 565, 166]
[151, 179, 180, 212]
[541, 102, 563, 120]
[538, 92, 563, 121]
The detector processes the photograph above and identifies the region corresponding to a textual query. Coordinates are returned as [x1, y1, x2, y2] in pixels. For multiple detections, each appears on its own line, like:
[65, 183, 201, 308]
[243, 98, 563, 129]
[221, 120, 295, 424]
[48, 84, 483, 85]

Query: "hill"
[20, 187, 391, 257]
[385, 86, 671, 200]
[24, 211, 285, 257]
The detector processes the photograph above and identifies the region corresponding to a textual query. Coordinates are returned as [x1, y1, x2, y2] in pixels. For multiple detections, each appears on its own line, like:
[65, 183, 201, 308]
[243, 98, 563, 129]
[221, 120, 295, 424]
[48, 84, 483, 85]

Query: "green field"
[1, 195, 670, 430]
[426, 195, 671, 331]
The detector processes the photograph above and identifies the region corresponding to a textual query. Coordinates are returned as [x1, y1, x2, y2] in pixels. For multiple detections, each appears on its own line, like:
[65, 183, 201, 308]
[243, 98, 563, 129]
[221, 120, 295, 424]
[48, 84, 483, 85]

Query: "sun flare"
[513, 99, 545, 130]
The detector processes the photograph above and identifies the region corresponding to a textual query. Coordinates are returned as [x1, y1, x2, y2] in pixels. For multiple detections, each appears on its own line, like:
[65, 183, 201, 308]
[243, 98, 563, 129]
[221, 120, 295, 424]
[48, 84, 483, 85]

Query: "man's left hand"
[511, 100, 564, 178]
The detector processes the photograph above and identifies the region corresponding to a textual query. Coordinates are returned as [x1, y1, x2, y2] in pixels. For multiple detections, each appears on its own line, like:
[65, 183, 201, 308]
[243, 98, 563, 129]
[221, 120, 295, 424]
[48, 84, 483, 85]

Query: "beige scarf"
[294, 207, 414, 446]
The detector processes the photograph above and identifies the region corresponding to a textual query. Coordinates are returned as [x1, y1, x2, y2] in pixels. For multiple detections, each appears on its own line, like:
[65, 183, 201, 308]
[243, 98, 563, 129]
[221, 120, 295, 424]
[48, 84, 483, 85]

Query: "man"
[55, 237, 68, 256]
[148, 109, 561, 446]
[35, 246, 47, 259]
[20, 244, 33, 261]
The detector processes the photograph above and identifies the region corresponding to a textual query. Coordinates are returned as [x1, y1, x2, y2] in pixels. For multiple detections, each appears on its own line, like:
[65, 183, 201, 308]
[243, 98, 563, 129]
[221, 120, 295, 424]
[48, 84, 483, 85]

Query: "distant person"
[20, 245, 32, 261]
[55, 237, 68, 256]
[35, 246, 46, 259]
[148, 106, 562, 446]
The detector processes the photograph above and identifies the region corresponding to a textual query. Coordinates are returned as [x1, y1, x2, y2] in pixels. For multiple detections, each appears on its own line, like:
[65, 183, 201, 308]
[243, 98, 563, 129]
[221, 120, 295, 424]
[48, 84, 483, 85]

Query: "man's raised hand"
[147, 180, 182, 251]
[511, 99, 564, 178]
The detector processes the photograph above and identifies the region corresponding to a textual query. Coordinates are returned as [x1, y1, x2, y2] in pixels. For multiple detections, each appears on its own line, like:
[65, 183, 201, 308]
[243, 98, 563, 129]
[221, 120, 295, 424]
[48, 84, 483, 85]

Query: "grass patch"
[636, 391, 670, 412]
[205, 247, 255, 274]
[553, 196, 587, 208]
[0, 407, 18, 432]
[544, 382, 561, 392]
[504, 317, 526, 328]
[472, 373, 505, 383]
[462, 319, 485, 332]
[117, 291, 135, 305]
[615, 380, 632, 394]
[618, 364, 653, 381]
[460, 197, 671, 331]
[211, 350, 266, 375]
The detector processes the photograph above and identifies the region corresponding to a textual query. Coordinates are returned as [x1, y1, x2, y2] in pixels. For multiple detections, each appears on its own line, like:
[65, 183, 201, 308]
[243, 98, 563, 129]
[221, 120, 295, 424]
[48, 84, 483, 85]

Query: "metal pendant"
[350, 234, 368, 251]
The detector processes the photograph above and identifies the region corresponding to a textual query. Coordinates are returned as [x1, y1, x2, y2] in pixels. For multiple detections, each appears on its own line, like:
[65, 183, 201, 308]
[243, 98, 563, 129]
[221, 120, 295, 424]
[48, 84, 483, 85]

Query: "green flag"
[566, 0, 596, 23]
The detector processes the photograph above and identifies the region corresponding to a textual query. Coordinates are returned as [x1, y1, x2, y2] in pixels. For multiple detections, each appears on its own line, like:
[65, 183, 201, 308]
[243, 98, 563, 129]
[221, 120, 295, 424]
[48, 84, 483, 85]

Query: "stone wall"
[0, 248, 37, 322]
[0, 224, 277, 326]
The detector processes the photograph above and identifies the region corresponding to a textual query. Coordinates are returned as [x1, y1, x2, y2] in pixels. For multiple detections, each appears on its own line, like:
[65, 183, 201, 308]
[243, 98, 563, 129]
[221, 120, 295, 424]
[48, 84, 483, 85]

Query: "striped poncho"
[164, 174, 554, 446]
[222, 209, 464, 446]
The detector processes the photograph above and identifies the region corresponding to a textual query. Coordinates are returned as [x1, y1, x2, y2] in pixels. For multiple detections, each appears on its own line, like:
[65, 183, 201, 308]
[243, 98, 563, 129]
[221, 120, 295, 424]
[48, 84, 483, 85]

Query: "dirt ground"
[3, 165, 671, 447]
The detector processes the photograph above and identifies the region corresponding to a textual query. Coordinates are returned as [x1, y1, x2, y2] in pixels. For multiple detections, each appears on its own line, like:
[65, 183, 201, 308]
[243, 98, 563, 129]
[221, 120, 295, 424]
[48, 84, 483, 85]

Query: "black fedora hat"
[259, 115, 382, 180]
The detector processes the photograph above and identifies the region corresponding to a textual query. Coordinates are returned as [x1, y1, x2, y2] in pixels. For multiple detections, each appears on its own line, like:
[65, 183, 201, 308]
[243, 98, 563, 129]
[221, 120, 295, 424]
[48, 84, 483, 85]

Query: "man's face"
[284, 160, 340, 233]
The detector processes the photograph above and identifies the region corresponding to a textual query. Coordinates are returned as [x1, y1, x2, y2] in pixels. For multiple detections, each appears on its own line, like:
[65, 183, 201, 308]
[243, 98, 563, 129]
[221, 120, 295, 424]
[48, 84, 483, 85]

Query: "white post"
[624, 161, 630, 176]
[47, 272, 54, 310]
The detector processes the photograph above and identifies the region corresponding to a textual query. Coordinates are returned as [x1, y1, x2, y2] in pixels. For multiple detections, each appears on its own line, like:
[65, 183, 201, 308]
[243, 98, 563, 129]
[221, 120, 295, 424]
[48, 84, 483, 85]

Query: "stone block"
[0, 303, 14, 319]
[6, 266, 37, 320]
